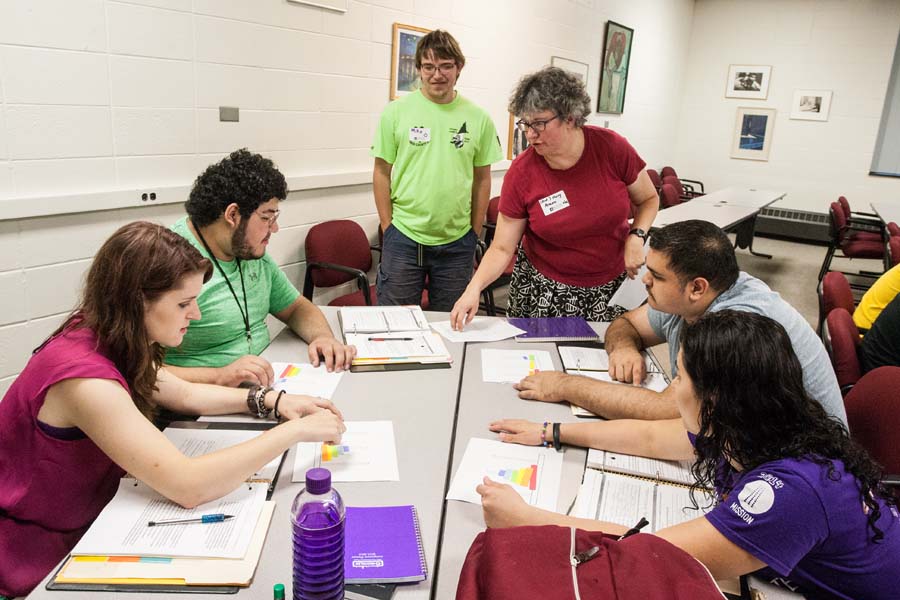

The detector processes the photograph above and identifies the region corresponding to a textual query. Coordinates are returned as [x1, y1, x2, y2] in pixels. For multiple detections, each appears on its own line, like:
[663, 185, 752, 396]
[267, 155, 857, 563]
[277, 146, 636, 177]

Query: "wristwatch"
[629, 227, 648, 241]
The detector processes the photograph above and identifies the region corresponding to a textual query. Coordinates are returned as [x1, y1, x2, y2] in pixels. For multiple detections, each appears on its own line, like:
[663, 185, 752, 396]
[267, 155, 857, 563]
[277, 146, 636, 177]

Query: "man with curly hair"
[165, 149, 355, 386]
[371, 29, 503, 310]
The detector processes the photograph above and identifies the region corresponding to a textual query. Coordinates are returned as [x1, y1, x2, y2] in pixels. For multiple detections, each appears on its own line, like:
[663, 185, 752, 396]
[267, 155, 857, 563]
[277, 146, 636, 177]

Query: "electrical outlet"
[140, 191, 158, 202]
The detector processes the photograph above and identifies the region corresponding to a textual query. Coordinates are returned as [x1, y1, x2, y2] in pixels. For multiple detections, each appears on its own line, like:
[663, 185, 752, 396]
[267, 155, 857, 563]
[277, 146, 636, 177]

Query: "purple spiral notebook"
[345, 505, 427, 584]
[507, 317, 599, 342]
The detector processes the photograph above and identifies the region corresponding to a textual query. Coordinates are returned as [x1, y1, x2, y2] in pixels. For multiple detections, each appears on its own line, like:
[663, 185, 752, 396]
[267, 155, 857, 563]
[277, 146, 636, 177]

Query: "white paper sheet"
[595, 472, 656, 532]
[608, 262, 649, 310]
[162, 428, 282, 482]
[654, 484, 712, 531]
[603, 451, 695, 486]
[292, 421, 400, 482]
[446, 438, 563, 511]
[571, 468, 603, 519]
[270, 361, 345, 398]
[345, 332, 448, 360]
[72, 480, 267, 559]
[429, 318, 526, 343]
[480, 348, 556, 383]
[340, 306, 428, 334]
[558, 346, 609, 371]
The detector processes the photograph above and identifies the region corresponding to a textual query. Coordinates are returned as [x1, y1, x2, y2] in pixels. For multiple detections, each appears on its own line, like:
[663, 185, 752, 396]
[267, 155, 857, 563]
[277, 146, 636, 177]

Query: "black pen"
[368, 337, 413, 341]
[617, 516, 649, 540]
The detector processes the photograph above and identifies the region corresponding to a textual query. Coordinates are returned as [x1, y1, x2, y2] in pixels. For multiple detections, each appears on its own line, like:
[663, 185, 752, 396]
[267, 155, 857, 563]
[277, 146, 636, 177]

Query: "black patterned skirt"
[506, 247, 628, 321]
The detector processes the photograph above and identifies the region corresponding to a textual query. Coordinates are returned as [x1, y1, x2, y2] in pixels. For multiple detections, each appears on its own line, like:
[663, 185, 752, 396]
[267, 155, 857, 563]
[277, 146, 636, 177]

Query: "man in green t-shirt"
[371, 29, 503, 311]
[165, 149, 355, 386]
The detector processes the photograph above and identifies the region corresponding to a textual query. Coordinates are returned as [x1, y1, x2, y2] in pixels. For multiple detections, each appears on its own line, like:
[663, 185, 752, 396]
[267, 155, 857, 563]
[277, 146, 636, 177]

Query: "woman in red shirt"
[451, 66, 658, 327]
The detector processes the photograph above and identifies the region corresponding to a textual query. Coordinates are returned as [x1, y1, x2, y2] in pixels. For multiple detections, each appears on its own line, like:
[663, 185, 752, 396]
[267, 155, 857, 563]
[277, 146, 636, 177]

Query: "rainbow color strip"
[523, 354, 539, 376]
[498, 464, 538, 490]
[321, 444, 351, 462]
[279, 364, 302, 378]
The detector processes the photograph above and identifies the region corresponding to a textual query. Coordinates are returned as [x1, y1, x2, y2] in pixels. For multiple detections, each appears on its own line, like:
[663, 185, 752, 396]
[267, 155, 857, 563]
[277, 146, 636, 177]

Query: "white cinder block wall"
[672, 0, 900, 213]
[0, 0, 698, 395]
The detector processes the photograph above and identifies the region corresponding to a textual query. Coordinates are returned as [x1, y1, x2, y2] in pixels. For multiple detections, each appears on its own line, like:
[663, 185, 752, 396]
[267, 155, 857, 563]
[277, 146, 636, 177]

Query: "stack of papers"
[429, 318, 525, 343]
[339, 306, 452, 369]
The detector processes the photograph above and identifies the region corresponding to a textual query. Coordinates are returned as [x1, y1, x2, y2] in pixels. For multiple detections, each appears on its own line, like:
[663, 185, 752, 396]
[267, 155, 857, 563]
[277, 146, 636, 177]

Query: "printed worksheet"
[429, 319, 526, 343]
[270, 361, 345, 398]
[292, 421, 400, 482]
[72, 480, 266, 559]
[480, 349, 555, 383]
[162, 428, 282, 482]
[446, 438, 563, 511]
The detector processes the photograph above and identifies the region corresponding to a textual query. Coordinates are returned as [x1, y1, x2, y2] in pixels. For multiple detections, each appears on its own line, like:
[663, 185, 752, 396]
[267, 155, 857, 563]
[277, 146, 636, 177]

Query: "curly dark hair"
[509, 66, 591, 127]
[682, 310, 895, 542]
[186, 148, 287, 227]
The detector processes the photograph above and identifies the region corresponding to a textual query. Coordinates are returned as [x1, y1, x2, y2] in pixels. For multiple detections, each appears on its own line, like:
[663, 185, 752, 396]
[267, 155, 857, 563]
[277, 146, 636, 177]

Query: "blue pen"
[147, 513, 235, 527]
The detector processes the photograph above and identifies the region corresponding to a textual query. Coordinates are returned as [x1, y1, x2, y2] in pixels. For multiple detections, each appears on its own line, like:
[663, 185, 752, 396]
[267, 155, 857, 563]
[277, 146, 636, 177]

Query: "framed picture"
[790, 89, 832, 121]
[597, 21, 634, 114]
[390, 23, 431, 100]
[551, 56, 589, 84]
[725, 65, 772, 100]
[731, 107, 776, 161]
[507, 113, 530, 160]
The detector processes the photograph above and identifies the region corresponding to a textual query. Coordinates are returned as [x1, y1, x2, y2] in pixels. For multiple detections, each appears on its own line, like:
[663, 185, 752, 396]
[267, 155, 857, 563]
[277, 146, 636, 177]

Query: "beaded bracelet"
[254, 386, 273, 419]
[273, 389, 287, 421]
[540, 421, 550, 447]
[246, 385, 260, 415]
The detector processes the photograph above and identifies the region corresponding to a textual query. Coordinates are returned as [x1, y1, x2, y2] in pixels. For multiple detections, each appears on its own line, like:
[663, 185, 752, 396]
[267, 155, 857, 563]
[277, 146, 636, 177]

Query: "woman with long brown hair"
[0, 222, 345, 597]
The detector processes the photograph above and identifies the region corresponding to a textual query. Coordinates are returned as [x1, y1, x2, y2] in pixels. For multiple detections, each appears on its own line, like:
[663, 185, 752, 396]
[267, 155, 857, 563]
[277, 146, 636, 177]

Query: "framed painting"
[507, 113, 530, 160]
[725, 65, 772, 100]
[551, 56, 589, 84]
[597, 21, 634, 114]
[731, 107, 776, 161]
[790, 89, 832, 121]
[390, 23, 431, 100]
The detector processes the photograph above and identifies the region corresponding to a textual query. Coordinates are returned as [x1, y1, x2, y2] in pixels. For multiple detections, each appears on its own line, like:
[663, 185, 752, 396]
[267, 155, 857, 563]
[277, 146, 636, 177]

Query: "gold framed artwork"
[390, 23, 431, 100]
[507, 113, 530, 161]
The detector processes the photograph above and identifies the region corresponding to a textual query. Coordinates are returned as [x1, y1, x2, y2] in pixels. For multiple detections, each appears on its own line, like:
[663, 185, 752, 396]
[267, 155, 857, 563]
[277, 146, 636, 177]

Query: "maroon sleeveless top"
[0, 326, 129, 597]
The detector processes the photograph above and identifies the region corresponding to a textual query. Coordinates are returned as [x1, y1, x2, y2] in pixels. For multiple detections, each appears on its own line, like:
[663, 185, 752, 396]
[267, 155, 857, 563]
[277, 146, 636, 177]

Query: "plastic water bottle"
[291, 467, 345, 600]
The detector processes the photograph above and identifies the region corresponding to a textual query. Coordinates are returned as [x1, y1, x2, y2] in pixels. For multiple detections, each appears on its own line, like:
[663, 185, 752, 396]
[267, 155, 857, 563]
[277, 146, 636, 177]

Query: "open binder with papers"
[572, 450, 714, 533]
[339, 306, 452, 372]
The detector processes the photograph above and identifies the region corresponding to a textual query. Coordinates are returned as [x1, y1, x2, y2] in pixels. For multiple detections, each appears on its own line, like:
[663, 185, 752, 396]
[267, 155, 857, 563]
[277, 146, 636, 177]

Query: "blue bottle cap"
[306, 467, 331, 495]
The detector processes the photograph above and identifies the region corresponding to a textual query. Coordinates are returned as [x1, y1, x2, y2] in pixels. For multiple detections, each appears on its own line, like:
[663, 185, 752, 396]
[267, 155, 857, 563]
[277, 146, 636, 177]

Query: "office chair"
[659, 183, 682, 209]
[822, 308, 862, 395]
[817, 271, 857, 335]
[660, 166, 705, 195]
[646, 168, 662, 190]
[303, 219, 377, 306]
[843, 366, 900, 487]
[818, 202, 886, 282]
[837, 196, 885, 237]
[481, 196, 516, 315]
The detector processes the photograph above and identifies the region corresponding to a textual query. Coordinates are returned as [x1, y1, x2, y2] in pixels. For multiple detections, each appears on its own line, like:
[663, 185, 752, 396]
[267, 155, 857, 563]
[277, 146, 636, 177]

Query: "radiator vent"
[755, 208, 830, 243]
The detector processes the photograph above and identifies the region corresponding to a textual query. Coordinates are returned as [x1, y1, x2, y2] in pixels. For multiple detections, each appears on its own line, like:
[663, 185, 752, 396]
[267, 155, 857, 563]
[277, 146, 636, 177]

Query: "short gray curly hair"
[509, 66, 592, 127]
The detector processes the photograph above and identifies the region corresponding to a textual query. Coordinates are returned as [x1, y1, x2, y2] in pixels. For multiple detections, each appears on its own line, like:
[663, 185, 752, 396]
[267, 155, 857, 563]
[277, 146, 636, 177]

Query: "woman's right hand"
[274, 393, 343, 421]
[489, 419, 543, 446]
[295, 410, 346, 444]
[450, 287, 481, 331]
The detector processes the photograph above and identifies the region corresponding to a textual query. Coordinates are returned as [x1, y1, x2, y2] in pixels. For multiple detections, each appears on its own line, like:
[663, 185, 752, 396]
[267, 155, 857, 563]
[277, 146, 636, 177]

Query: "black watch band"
[629, 227, 648, 241]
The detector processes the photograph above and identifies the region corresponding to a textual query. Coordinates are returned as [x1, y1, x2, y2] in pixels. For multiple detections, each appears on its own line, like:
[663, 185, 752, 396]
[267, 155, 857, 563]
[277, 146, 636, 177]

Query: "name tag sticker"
[409, 127, 431, 143]
[538, 190, 570, 216]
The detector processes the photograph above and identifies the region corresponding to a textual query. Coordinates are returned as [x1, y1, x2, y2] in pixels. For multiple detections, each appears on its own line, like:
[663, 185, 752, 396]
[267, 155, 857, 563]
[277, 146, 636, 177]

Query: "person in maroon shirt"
[0, 222, 345, 598]
[451, 66, 658, 328]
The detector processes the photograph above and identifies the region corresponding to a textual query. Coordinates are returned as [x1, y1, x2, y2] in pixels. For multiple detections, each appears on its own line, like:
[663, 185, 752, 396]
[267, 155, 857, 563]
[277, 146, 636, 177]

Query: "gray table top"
[28, 311, 638, 600]
[871, 201, 900, 226]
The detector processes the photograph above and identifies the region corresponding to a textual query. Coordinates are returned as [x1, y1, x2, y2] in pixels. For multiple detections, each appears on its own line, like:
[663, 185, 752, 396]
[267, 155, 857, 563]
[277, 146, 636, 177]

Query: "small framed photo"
[551, 56, 589, 84]
[725, 65, 772, 100]
[597, 21, 634, 114]
[790, 89, 832, 121]
[731, 107, 776, 161]
[390, 23, 431, 100]
[507, 113, 530, 160]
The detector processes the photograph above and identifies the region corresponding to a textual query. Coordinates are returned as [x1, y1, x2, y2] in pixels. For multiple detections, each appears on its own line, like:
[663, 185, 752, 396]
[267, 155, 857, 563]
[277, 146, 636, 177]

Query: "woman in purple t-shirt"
[0, 222, 346, 598]
[485, 311, 900, 599]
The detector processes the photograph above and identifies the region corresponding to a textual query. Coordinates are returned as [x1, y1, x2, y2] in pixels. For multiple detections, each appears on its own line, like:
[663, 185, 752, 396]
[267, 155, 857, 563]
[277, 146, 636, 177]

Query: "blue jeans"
[377, 225, 476, 312]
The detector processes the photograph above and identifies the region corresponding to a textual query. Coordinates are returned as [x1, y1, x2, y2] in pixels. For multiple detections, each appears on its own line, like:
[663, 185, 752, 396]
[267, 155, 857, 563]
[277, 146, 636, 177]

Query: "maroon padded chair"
[303, 220, 377, 306]
[659, 183, 681, 209]
[888, 221, 900, 237]
[836, 196, 883, 242]
[482, 196, 516, 315]
[660, 166, 705, 195]
[818, 202, 887, 282]
[662, 174, 703, 201]
[823, 308, 863, 395]
[646, 168, 662, 190]
[892, 237, 900, 267]
[843, 366, 900, 481]
[817, 271, 855, 334]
